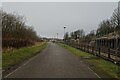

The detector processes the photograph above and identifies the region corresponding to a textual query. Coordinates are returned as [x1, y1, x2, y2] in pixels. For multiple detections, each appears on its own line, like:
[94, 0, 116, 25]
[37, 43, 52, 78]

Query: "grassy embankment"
[3, 42, 48, 71]
[58, 43, 120, 79]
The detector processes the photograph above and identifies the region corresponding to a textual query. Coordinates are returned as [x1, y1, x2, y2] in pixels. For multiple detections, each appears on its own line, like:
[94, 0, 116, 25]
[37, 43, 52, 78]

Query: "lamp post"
[63, 27, 66, 44]
[64, 27, 66, 36]
[63, 27, 66, 39]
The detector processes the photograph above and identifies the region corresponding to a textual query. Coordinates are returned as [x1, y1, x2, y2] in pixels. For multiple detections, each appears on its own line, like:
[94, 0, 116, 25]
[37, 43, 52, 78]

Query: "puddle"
[82, 56, 100, 60]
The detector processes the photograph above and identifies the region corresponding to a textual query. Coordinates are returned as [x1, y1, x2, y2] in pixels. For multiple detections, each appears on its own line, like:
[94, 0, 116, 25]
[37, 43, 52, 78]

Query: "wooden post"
[98, 47, 100, 56]
[87, 45, 89, 53]
[92, 46, 94, 54]
[84, 45, 85, 51]
[108, 48, 111, 59]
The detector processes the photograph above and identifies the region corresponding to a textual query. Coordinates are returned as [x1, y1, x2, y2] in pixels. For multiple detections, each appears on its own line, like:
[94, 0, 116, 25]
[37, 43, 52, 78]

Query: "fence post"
[108, 48, 111, 59]
[83, 45, 84, 51]
[73, 42, 74, 47]
[79, 44, 80, 49]
[88, 45, 89, 53]
[92, 46, 94, 54]
[98, 47, 100, 56]
[87, 45, 88, 52]
[79, 44, 81, 49]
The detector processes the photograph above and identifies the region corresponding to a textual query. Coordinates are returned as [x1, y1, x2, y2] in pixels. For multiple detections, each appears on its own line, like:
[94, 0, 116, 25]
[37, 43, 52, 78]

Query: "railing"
[64, 41, 120, 65]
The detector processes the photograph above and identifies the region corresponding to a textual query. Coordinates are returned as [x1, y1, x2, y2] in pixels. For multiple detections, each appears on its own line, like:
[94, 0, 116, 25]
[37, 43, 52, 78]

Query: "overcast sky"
[2, 2, 118, 39]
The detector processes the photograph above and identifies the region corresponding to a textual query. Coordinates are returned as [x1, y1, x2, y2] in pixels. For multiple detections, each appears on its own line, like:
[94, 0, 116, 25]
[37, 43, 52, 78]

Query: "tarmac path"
[6, 42, 99, 78]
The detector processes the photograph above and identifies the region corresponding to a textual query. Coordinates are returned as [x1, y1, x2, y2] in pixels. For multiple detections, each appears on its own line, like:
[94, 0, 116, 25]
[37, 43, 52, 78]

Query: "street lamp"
[64, 27, 66, 38]
[63, 27, 66, 44]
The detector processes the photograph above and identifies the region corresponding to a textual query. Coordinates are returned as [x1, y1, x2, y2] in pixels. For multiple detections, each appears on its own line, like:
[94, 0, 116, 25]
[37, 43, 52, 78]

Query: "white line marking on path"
[88, 67, 101, 78]
[5, 54, 39, 78]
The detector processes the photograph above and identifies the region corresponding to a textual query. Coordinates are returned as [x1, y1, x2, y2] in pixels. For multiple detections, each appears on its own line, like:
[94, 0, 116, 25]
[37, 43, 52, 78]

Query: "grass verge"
[3, 42, 48, 72]
[58, 43, 120, 79]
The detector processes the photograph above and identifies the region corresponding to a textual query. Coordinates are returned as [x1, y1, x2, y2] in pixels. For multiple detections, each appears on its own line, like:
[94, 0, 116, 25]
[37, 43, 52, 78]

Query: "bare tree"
[2, 10, 40, 48]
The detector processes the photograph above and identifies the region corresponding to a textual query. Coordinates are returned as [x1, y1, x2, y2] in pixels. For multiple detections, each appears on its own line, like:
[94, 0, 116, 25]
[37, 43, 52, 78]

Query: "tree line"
[96, 7, 119, 37]
[1, 10, 41, 48]
[64, 6, 120, 44]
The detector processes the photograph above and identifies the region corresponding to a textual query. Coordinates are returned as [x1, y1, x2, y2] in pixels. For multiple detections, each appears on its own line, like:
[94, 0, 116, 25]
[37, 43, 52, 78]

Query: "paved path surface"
[6, 42, 99, 78]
